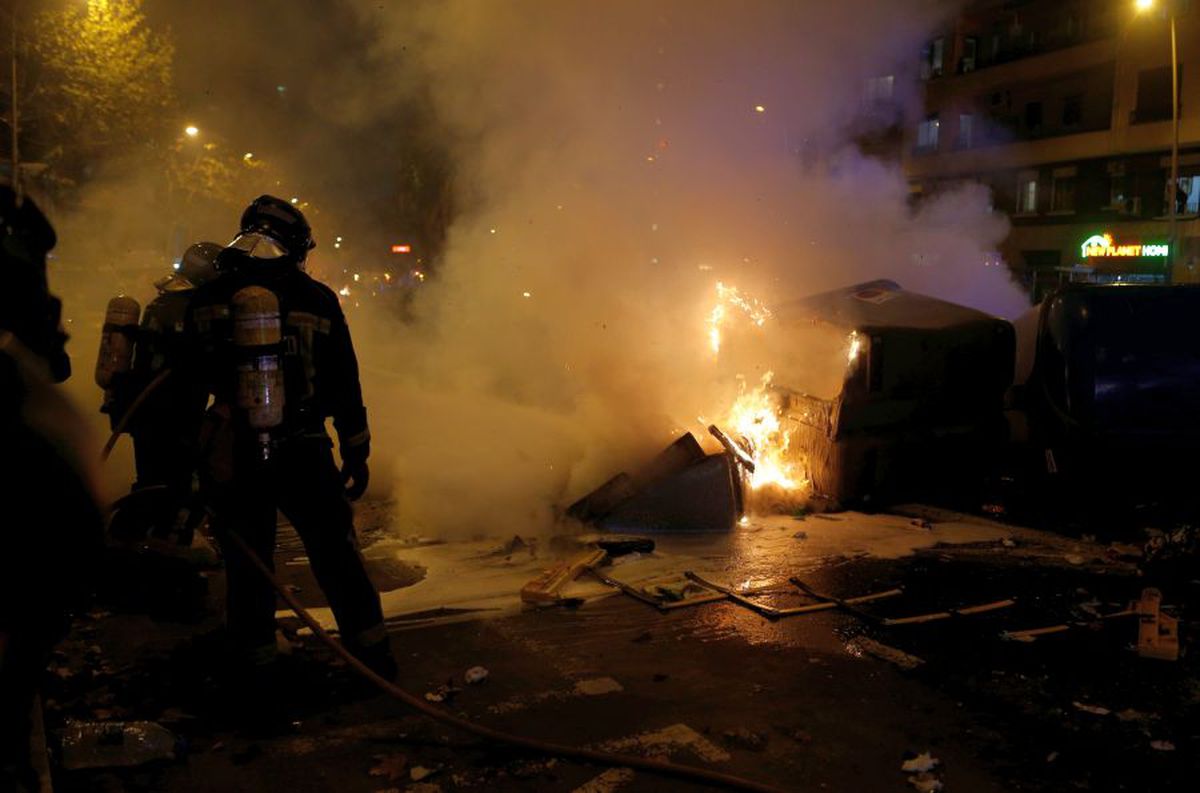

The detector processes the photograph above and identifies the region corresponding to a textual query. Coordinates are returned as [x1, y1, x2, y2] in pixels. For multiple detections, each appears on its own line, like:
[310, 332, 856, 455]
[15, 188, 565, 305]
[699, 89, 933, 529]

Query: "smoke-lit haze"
[47, 1, 1028, 532]
[344, 0, 1026, 534]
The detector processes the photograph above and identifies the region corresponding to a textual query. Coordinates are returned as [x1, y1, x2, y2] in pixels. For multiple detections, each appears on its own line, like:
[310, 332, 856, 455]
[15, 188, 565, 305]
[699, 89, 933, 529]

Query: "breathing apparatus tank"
[231, 286, 285, 460]
[95, 296, 141, 397]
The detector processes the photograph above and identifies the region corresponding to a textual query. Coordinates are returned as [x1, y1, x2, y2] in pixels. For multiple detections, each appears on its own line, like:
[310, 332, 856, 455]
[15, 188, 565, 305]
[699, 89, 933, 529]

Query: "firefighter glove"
[341, 441, 370, 501]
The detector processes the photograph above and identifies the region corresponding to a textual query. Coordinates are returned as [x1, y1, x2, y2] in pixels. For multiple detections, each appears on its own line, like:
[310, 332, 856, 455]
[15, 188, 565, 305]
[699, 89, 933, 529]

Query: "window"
[917, 114, 940, 151]
[1017, 174, 1038, 214]
[865, 75, 895, 104]
[922, 37, 945, 79]
[961, 37, 978, 73]
[1135, 65, 1178, 123]
[1025, 101, 1044, 133]
[1108, 161, 1128, 210]
[958, 114, 976, 149]
[1180, 176, 1200, 215]
[1051, 171, 1077, 213]
[1062, 95, 1082, 127]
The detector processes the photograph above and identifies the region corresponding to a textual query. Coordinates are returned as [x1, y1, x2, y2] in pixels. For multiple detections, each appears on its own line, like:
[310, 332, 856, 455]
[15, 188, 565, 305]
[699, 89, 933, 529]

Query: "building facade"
[903, 0, 1199, 301]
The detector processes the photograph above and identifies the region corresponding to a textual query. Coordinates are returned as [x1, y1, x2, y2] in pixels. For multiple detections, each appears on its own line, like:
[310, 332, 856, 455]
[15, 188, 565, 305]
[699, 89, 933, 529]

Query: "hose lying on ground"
[100, 369, 173, 461]
[223, 529, 789, 793]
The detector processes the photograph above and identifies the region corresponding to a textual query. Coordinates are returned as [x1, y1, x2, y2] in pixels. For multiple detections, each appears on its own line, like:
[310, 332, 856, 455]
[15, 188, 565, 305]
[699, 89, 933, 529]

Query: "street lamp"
[1135, 0, 1181, 280]
[184, 124, 200, 138]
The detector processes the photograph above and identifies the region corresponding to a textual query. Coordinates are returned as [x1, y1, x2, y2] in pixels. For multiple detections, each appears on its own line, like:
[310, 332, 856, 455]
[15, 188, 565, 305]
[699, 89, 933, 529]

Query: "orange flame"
[726, 372, 804, 491]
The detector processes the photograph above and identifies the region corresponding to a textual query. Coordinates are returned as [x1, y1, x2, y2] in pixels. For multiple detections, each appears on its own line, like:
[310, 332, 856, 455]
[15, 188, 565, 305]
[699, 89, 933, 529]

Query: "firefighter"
[103, 242, 222, 543]
[1, 186, 104, 791]
[184, 195, 394, 686]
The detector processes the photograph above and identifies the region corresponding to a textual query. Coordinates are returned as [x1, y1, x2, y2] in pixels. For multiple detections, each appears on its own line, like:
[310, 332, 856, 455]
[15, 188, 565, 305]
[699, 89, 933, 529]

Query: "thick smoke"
[46, 1, 1028, 532]
[341, 0, 1027, 535]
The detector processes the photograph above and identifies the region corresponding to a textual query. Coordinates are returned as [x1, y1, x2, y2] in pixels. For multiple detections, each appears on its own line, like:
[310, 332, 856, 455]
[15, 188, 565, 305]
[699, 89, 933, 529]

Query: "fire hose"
[101, 376, 790, 793]
[100, 369, 173, 461]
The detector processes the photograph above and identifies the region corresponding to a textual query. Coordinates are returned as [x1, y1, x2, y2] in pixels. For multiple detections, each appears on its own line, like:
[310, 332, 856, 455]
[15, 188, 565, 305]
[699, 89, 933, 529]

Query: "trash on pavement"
[520, 547, 606, 605]
[1149, 740, 1176, 752]
[61, 720, 178, 770]
[1072, 701, 1110, 716]
[369, 753, 408, 782]
[721, 727, 768, 751]
[900, 753, 940, 774]
[1134, 588, 1179, 661]
[464, 666, 489, 685]
[908, 772, 944, 792]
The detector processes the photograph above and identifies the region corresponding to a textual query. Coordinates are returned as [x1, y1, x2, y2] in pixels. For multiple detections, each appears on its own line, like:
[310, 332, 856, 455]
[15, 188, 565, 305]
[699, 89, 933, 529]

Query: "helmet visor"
[227, 231, 291, 260]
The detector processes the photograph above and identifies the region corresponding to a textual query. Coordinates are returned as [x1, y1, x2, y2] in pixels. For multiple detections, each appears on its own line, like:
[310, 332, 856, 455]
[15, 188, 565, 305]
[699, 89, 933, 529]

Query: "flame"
[725, 372, 803, 491]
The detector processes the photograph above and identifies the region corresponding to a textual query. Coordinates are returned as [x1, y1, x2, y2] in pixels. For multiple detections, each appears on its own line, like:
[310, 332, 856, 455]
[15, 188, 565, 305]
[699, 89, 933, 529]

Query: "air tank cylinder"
[95, 296, 141, 398]
[231, 286, 285, 460]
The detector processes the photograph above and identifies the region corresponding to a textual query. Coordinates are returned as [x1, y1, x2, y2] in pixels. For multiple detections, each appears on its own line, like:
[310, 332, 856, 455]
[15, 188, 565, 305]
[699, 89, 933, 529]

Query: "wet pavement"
[44, 505, 1200, 792]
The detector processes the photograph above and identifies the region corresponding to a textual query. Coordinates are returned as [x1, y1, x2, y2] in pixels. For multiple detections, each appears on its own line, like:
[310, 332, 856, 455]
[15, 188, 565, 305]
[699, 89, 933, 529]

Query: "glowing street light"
[184, 124, 199, 137]
[243, 152, 254, 161]
[1135, 0, 1154, 10]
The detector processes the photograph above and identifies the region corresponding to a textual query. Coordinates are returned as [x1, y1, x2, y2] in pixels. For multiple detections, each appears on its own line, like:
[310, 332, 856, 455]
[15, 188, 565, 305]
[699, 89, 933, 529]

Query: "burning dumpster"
[772, 280, 1014, 507]
[1014, 284, 1200, 500]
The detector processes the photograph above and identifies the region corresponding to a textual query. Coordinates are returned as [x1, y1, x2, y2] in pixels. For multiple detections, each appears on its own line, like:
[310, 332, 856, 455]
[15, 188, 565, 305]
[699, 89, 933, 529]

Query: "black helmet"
[230, 194, 315, 263]
[157, 241, 223, 292]
[0, 185, 70, 382]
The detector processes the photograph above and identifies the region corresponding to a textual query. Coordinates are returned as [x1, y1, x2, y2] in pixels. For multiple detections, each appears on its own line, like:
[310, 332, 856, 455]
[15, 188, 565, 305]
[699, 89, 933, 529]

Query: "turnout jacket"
[185, 258, 370, 453]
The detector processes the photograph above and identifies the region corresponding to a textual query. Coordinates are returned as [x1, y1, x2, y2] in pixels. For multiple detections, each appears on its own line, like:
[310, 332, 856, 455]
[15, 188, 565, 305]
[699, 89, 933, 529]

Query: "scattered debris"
[1116, 708, 1156, 723]
[369, 753, 408, 782]
[61, 720, 178, 770]
[911, 519, 933, 530]
[610, 551, 643, 566]
[1001, 537, 1017, 548]
[1046, 751, 1059, 763]
[571, 767, 636, 793]
[423, 682, 461, 704]
[848, 637, 925, 671]
[1065, 554, 1085, 566]
[1072, 701, 1111, 717]
[410, 764, 440, 781]
[600, 723, 731, 763]
[722, 727, 768, 751]
[1134, 588, 1180, 661]
[900, 752, 940, 773]
[1001, 624, 1070, 642]
[521, 548, 606, 605]
[908, 771, 944, 792]
[792, 530, 808, 540]
[1149, 740, 1176, 752]
[464, 666, 489, 685]
[901, 753, 943, 792]
[574, 677, 623, 696]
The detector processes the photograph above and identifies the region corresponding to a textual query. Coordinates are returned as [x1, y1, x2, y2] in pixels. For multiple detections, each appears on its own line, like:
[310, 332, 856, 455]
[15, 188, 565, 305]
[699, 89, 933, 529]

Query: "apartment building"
[903, 0, 1199, 300]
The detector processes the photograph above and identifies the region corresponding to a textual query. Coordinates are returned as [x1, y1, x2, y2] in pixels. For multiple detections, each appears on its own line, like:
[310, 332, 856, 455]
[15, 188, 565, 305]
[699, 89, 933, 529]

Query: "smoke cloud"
[45, 1, 1028, 533]
[342, 0, 1026, 534]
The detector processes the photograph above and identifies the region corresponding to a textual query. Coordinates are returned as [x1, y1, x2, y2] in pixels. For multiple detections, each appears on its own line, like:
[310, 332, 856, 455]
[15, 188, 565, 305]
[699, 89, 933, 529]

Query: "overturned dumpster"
[772, 280, 1014, 507]
[567, 433, 744, 533]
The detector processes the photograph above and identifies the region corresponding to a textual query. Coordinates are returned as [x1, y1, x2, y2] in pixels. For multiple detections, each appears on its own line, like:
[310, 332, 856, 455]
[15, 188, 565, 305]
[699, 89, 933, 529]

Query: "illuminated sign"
[390, 244, 412, 254]
[1080, 233, 1169, 259]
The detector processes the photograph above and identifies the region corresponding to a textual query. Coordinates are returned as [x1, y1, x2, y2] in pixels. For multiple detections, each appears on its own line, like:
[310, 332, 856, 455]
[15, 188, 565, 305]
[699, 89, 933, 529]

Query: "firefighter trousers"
[211, 437, 386, 666]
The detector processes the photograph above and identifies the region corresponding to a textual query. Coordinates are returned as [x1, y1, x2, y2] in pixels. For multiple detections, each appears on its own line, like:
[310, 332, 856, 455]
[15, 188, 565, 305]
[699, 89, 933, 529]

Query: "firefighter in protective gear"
[184, 195, 393, 679]
[104, 242, 222, 543]
[1, 186, 104, 790]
